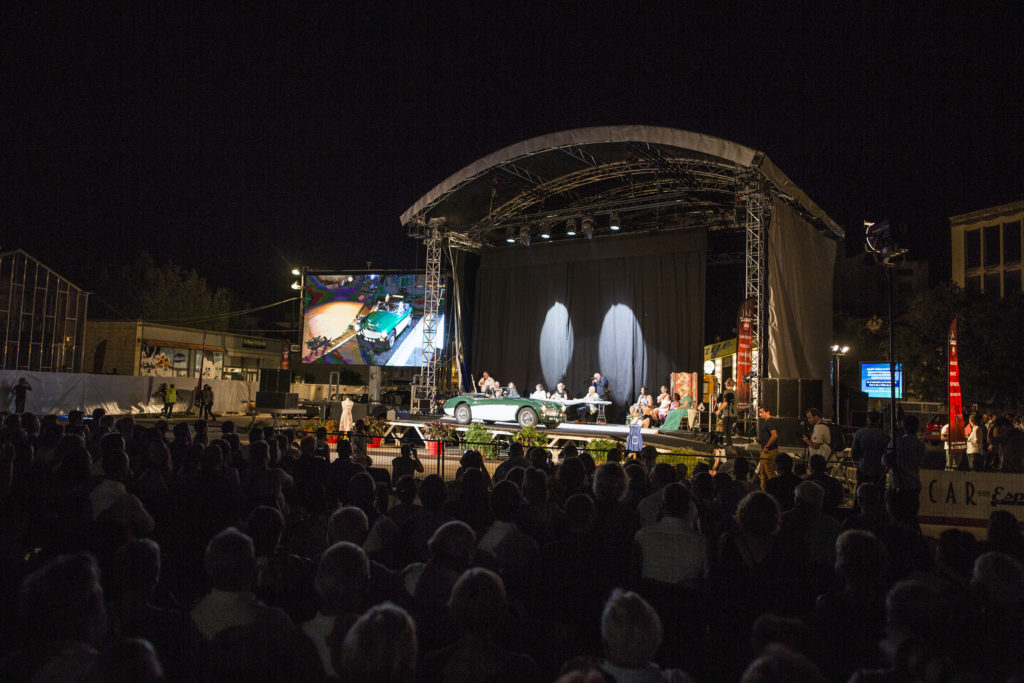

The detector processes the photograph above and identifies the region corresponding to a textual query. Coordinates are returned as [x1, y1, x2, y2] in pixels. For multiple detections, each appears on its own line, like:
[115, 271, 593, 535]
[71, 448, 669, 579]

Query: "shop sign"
[242, 338, 267, 349]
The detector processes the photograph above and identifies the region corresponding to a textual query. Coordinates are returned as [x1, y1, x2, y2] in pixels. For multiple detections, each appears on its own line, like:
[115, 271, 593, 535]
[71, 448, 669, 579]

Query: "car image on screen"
[358, 298, 412, 349]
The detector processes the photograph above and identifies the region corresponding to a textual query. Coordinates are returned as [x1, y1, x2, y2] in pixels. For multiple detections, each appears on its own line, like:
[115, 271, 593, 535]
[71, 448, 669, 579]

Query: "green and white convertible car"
[443, 393, 563, 428]
[357, 299, 413, 349]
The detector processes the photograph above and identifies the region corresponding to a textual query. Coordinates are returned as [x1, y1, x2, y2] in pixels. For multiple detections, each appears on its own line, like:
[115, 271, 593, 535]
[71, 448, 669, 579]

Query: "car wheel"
[386, 330, 395, 349]
[454, 403, 472, 425]
[518, 407, 538, 428]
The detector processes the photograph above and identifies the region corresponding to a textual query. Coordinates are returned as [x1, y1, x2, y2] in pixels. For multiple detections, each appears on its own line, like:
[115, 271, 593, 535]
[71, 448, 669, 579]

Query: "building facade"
[950, 200, 1024, 297]
[84, 320, 286, 381]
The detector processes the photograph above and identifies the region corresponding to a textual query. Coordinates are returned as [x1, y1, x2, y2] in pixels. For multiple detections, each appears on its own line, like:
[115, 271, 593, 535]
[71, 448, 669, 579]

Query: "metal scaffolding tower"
[743, 176, 771, 410]
[411, 226, 444, 414]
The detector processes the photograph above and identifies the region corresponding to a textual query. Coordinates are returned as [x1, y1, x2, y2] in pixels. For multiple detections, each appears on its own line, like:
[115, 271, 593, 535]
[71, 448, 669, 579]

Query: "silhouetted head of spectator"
[200, 444, 224, 474]
[328, 506, 370, 546]
[901, 414, 920, 435]
[507, 442, 524, 461]
[337, 603, 417, 683]
[605, 446, 623, 464]
[886, 489, 919, 526]
[561, 443, 579, 460]
[521, 468, 548, 505]
[449, 567, 507, 637]
[68, 409, 85, 426]
[220, 419, 235, 435]
[601, 589, 662, 669]
[154, 418, 168, 435]
[565, 493, 596, 535]
[649, 463, 677, 491]
[394, 475, 417, 505]
[774, 452, 793, 474]
[58, 443, 92, 482]
[692, 461, 711, 477]
[640, 445, 658, 469]
[400, 443, 416, 459]
[691, 471, 715, 500]
[593, 462, 627, 504]
[248, 440, 270, 467]
[428, 521, 476, 571]
[750, 614, 816, 662]
[300, 435, 316, 456]
[937, 529, 978, 581]
[794, 480, 825, 511]
[336, 439, 353, 461]
[103, 449, 131, 482]
[808, 454, 827, 473]
[91, 637, 165, 683]
[316, 541, 369, 616]
[246, 506, 285, 558]
[223, 433, 241, 455]
[625, 462, 646, 488]
[5, 412, 22, 430]
[855, 483, 884, 517]
[557, 457, 585, 491]
[740, 643, 826, 683]
[460, 449, 485, 471]
[172, 422, 191, 444]
[986, 510, 1024, 553]
[194, 419, 208, 436]
[659, 482, 692, 521]
[19, 553, 106, 647]
[458, 467, 489, 502]
[529, 447, 551, 470]
[835, 529, 887, 589]
[736, 491, 781, 537]
[114, 538, 161, 594]
[418, 474, 447, 511]
[675, 462, 689, 482]
[146, 440, 172, 473]
[347, 472, 377, 511]
[203, 527, 256, 592]
[91, 408, 106, 425]
[972, 551, 1024, 608]
[262, 426, 275, 443]
[490, 480, 521, 522]
[116, 416, 136, 438]
[578, 452, 596, 478]
[505, 466, 526, 489]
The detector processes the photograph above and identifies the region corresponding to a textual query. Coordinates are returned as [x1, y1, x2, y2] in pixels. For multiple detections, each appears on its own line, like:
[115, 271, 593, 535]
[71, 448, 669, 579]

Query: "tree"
[96, 252, 245, 331]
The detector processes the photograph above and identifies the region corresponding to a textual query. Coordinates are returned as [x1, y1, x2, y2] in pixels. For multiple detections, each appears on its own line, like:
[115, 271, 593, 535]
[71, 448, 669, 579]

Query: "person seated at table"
[550, 383, 568, 400]
[574, 386, 602, 423]
[530, 384, 547, 399]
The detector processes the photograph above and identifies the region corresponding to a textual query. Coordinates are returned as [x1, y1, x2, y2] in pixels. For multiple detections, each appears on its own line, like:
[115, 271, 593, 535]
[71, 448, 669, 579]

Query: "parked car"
[923, 413, 946, 442]
[443, 393, 563, 428]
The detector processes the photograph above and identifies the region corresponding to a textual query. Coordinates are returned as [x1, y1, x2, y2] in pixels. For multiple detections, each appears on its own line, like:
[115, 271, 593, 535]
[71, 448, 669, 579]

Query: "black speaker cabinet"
[255, 391, 298, 409]
[259, 370, 291, 393]
[761, 378, 825, 419]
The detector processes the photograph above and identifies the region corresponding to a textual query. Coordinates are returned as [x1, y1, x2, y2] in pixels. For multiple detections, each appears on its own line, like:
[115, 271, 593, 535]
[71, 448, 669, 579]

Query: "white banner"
[919, 469, 1024, 535]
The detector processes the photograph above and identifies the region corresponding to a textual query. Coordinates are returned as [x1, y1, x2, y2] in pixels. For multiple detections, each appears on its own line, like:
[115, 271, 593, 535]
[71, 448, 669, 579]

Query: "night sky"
[5, 3, 1022, 307]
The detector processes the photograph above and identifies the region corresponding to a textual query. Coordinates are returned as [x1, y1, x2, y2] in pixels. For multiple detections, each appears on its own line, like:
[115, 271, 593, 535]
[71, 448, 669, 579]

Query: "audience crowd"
[1, 408, 1023, 682]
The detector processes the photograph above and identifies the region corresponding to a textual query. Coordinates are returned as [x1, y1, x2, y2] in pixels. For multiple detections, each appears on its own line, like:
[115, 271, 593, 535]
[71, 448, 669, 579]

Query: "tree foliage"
[96, 252, 245, 331]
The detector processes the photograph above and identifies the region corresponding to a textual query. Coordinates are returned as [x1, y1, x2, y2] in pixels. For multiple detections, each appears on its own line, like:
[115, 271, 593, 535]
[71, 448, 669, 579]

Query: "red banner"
[948, 317, 966, 456]
[736, 298, 755, 410]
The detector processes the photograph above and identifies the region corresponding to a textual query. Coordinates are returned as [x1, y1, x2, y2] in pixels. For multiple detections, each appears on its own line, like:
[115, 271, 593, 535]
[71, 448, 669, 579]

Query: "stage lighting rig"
[565, 218, 577, 236]
[519, 226, 531, 247]
[609, 212, 621, 231]
[505, 227, 516, 244]
[581, 217, 595, 239]
[865, 220, 908, 264]
[539, 223, 551, 240]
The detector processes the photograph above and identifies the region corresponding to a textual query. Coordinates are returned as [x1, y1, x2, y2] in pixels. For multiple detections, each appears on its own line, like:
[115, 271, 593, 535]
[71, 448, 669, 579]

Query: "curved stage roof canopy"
[400, 125, 843, 248]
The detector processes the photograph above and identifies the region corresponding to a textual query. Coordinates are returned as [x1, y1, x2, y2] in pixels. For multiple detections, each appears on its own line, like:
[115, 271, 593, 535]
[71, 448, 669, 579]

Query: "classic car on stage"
[357, 298, 412, 349]
[443, 393, 563, 428]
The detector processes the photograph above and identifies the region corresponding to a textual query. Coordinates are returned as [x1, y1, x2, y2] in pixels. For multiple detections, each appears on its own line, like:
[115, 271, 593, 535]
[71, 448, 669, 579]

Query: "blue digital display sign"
[860, 362, 903, 399]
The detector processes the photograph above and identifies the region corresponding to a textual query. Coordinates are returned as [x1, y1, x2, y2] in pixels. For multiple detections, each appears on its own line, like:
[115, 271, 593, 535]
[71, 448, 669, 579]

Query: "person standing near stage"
[10, 377, 32, 413]
[477, 371, 491, 393]
[966, 413, 987, 471]
[200, 384, 215, 420]
[882, 414, 925, 517]
[850, 410, 888, 486]
[715, 379, 738, 446]
[591, 372, 609, 400]
[164, 384, 177, 418]
[801, 407, 831, 459]
[758, 405, 779, 490]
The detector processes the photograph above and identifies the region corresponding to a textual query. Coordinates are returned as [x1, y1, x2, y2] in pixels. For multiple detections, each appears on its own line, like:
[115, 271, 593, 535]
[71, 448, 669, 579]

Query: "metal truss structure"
[742, 169, 772, 412]
[410, 226, 444, 414]
[0, 250, 90, 372]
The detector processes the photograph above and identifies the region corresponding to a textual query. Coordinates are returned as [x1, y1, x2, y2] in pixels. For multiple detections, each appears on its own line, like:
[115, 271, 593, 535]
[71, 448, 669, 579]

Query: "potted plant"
[364, 416, 388, 448]
[585, 437, 621, 463]
[423, 420, 458, 457]
[512, 425, 547, 449]
[300, 418, 339, 444]
[462, 422, 498, 460]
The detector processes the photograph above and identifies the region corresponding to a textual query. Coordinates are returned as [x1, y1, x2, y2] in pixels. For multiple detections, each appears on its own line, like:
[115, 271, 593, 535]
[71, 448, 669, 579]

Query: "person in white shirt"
[530, 384, 548, 399]
[476, 372, 491, 392]
[801, 407, 831, 458]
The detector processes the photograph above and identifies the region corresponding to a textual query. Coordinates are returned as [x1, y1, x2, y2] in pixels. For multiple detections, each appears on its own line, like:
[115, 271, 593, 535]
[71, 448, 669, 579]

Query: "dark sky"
[5, 3, 1022, 306]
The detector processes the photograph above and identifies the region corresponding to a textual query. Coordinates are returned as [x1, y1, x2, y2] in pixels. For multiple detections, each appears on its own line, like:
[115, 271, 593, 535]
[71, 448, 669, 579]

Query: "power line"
[147, 297, 299, 325]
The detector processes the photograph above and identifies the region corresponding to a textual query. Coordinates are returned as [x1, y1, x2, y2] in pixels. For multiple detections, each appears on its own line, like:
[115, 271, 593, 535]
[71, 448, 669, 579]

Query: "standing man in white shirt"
[801, 407, 831, 459]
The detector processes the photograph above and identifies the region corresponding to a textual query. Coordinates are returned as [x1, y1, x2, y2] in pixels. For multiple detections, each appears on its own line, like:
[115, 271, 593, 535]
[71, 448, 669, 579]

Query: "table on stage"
[550, 398, 613, 424]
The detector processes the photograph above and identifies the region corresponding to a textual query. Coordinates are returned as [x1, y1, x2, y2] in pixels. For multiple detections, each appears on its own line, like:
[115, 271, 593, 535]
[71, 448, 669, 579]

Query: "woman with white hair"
[597, 589, 694, 682]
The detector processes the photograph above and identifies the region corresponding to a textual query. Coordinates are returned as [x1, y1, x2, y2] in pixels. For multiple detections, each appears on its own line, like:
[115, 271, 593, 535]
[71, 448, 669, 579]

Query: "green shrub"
[461, 422, 498, 460]
[585, 437, 621, 463]
[512, 425, 547, 448]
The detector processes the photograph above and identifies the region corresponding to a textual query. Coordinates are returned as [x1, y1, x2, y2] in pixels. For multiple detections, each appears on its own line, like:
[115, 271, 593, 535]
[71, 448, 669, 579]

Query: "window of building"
[1005, 269, 1022, 296]
[984, 224, 1001, 267]
[966, 275, 981, 293]
[965, 229, 981, 269]
[984, 272, 1000, 296]
[1004, 220, 1021, 265]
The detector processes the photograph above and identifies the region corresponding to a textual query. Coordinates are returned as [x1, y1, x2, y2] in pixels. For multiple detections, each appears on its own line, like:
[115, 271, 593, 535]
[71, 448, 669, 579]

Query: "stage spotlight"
[609, 213, 621, 231]
[290, 280, 301, 290]
[565, 218, 577, 236]
[505, 227, 516, 243]
[581, 217, 595, 239]
[539, 223, 551, 240]
[519, 226, 531, 247]
[290, 268, 300, 276]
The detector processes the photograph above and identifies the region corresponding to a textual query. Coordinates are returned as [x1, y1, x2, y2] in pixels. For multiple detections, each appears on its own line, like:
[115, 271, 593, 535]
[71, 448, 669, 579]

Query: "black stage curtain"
[471, 229, 706, 407]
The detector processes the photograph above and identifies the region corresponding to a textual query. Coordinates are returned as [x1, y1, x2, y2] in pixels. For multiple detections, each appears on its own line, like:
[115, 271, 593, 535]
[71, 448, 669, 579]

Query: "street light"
[831, 344, 850, 423]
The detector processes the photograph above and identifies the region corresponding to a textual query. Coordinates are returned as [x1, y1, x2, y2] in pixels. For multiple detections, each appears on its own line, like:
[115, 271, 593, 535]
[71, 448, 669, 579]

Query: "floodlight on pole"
[539, 222, 551, 240]
[291, 268, 300, 276]
[831, 344, 850, 423]
[505, 228, 516, 243]
[581, 217, 595, 239]
[609, 212, 621, 231]
[565, 218, 577, 236]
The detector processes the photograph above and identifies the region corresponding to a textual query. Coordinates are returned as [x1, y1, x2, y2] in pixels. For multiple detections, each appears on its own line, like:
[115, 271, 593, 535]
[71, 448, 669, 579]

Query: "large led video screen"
[860, 362, 903, 399]
[301, 272, 445, 366]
